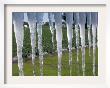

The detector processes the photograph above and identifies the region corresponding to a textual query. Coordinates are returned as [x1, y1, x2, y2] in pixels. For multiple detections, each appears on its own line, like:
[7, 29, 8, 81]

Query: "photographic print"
[12, 12, 98, 76]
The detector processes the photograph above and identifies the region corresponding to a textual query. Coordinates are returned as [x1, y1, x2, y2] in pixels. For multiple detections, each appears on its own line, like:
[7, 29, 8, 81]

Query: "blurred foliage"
[12, 23, 95, 57]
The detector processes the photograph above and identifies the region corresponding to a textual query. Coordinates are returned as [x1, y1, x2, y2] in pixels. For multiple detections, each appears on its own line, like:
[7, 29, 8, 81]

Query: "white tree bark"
[65, 12, 73, 76]
[13, 12, 24, 76]
[36, 13, 44, 76]
[27, 12, 37, 76]
[75, 25, 80, 63]
[74, 12, 86, 76]
[79, 12, 86, 76]
[48, 13, 55, 50]
[91, 12, 98, 76]
[87, 12, 92, 57]
[74, 12, 80, 63]
[54, 13, 62, 76]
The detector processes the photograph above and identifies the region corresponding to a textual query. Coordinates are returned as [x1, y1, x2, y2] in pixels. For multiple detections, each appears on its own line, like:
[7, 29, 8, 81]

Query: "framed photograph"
[0, 0, 110, 88]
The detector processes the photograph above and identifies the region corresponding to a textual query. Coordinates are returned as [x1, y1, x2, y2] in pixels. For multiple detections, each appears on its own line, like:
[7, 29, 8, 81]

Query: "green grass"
[12, 48, 98, 76]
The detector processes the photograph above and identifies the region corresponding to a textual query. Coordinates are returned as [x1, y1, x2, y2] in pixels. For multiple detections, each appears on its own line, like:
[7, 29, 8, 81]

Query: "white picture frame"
[0, 0, 110, 88]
